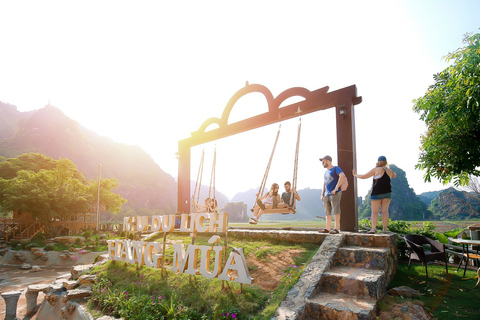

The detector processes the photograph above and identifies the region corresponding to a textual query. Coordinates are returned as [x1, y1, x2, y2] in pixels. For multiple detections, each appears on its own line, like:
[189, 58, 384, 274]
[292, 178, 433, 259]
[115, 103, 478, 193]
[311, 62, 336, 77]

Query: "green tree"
[413, 32, 480, 186]
[0, 153, 126, 227]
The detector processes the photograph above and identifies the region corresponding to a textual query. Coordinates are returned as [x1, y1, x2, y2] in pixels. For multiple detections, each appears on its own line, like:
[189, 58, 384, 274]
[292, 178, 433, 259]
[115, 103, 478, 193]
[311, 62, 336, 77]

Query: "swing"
[192, 147, 218, 214]
[255, 119, 302, 215]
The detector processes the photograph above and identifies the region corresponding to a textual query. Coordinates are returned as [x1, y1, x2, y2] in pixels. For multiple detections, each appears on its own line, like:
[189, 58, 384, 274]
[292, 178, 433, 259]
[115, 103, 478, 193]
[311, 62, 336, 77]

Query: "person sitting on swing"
[193, 197, 213, 213]
[249, 183, 280, 224]
[277, 181, 301, 209]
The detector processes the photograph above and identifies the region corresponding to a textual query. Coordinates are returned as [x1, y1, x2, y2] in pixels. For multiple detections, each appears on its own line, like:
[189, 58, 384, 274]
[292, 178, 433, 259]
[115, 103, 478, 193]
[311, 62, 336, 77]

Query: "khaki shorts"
[323, 192, 342, 216]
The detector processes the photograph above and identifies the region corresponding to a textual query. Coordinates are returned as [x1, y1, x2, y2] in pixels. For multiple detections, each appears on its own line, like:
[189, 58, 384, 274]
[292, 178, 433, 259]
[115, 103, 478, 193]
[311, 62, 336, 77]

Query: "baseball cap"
[378, 156, 387, 162]
[319, 155, 332, 162]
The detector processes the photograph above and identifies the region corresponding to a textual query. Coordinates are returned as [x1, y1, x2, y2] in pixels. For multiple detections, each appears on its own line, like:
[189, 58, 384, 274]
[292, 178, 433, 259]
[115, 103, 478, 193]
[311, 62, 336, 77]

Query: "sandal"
[249, 217, 258, 224]
[367, 230, 376, 234]
[318, 228, 330, 233]
[329, 229, 339, 234]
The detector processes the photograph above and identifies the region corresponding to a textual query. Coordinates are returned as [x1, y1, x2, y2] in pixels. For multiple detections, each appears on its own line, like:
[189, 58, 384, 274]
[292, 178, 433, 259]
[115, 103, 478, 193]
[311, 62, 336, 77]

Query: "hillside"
[0, 102, 177, 220]
[429, 187, 480, 220]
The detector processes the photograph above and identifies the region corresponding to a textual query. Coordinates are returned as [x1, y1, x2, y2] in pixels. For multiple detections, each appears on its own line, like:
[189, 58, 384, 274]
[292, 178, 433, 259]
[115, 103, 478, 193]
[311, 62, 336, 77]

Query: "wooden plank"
[259, 208, 296, 215]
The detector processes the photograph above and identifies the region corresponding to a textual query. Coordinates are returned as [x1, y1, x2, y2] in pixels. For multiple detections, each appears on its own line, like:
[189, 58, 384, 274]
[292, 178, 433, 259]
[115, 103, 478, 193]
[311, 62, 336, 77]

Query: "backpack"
[333, 166, 349, 191]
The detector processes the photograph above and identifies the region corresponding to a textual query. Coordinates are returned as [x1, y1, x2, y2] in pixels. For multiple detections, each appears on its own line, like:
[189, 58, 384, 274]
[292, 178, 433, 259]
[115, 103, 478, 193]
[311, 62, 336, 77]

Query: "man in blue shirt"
[319, 155, 346, 234]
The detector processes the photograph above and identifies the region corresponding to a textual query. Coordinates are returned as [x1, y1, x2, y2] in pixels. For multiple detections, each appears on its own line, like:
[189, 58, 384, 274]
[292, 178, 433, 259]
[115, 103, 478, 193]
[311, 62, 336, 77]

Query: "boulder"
[388, 286, 421, 298]
[20, 263, 32, 270]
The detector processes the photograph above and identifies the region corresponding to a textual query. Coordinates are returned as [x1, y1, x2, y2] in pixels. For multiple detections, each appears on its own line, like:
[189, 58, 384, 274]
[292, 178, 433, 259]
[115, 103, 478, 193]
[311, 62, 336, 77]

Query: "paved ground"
[0, 265, 72, 319]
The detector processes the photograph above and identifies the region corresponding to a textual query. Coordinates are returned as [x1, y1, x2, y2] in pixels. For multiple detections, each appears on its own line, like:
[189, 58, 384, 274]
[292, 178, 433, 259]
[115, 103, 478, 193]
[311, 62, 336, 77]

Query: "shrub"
[127, 232, 134, 240]
[83, 230, 91, 239]
[120, 231, 126, 238]
[44, 244, 55, 251]
[9, 240, 20, 248]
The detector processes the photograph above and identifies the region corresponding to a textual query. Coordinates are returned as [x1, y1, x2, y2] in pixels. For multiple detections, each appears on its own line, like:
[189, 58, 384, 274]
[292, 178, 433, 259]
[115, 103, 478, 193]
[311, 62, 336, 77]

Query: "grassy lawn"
[388, 262, 480, 319]
[87, 235, 319, 320]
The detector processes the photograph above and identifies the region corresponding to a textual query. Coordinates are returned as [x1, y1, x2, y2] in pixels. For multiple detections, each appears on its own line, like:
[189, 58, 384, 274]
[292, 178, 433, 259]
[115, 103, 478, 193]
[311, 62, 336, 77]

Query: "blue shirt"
[324, 166, 343, 196]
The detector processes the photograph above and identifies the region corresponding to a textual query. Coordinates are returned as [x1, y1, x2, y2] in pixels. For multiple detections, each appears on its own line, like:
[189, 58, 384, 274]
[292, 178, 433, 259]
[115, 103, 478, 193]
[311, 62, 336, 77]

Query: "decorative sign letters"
[106, 212, 252, 284]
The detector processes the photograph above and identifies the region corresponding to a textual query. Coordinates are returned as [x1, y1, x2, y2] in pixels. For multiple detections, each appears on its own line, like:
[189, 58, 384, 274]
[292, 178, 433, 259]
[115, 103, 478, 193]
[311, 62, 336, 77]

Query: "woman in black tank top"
[352, 156, 397, 234]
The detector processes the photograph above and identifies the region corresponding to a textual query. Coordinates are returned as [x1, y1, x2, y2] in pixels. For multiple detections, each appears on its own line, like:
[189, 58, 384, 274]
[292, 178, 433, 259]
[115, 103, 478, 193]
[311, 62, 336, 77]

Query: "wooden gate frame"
[177, 83, 362, 231]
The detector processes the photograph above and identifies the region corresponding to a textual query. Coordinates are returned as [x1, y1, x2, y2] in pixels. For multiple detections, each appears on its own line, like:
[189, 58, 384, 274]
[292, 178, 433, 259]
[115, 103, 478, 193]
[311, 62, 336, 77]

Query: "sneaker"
[249, 219, 257, 225]
[318, 228, 330, 233]
[329, 229, 339, 234]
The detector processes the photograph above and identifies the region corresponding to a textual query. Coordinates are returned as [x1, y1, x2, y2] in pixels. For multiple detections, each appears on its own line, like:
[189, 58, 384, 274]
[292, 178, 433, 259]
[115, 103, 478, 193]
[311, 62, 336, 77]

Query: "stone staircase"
[273, 232, 397, 320]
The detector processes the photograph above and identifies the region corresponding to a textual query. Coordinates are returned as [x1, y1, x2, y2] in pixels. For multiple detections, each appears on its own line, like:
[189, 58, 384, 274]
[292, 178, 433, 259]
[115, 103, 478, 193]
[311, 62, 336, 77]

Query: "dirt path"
[0, 265, 72, 319]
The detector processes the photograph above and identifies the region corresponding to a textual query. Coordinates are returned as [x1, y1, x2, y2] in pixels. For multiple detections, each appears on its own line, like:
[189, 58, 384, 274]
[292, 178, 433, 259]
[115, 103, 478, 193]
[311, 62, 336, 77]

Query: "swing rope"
[254, 125, 281, 207]
[290, 119, 302, 208]
[209, 146, 217, 211]
[192, 149, 205, 211]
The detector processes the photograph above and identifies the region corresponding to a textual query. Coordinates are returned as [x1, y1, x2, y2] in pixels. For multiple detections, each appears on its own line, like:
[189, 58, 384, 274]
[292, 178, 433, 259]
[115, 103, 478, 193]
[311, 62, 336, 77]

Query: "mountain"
[358, 164, 433, 221]
[418, 190, 441, 206]
[0, 102, 177, 220]
[429, 187, 480, 219]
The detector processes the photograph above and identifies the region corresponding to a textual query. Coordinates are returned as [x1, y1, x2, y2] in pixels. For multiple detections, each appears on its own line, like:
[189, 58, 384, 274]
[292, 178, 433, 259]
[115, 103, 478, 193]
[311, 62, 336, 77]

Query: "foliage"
[388, 262, 480, 319]
[88, 236, 318, 319]
[43, 244, 55, 251]
[413, 32, 480, 186]
[0, 153, 126, 229]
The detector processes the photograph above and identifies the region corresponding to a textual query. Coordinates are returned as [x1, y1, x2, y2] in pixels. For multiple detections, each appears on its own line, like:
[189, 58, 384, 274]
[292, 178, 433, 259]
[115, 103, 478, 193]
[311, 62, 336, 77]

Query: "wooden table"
[450, 238, 480, 277]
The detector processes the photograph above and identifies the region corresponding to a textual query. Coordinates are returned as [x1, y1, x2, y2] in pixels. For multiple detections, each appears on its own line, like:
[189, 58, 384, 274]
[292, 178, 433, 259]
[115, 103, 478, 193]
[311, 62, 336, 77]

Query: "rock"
[66, 288, 92, 300]
[32, 251, 46, 260]
[20, 263, 32, 270]
[63, 280, 79, 290]
[71, 264, 94, 278]
[388, 286, 421, 298]
[31, 266, 42, 272]
[45, 293, 59, 306]
[61, 300, 77, 318]
[14, 252, 26, 262]
[78, 274, 97, 286]
[30, 247, 42, 253]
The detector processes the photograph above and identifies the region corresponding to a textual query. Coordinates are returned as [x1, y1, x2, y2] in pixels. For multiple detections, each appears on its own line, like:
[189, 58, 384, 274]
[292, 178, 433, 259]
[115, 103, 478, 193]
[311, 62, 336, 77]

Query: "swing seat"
[260, 207, 296, 215]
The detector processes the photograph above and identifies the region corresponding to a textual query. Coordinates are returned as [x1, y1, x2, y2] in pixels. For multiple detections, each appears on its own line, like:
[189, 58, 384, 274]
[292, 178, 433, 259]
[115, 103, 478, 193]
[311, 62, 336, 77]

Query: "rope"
[209, 146, 217, 212]
[192, 149, 205, 211]
[255, 125, 281, 207]
[290, 119, 302, 208]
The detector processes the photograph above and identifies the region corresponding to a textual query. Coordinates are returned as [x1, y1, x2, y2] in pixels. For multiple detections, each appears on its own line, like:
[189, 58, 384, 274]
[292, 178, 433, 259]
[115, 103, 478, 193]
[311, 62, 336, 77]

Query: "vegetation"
[387, 262, 480, 319]
[0, 153, 126, 234]
[87, 235, 318, 319]
[429, 187, 480, 219]
[413, 31, 480, 186]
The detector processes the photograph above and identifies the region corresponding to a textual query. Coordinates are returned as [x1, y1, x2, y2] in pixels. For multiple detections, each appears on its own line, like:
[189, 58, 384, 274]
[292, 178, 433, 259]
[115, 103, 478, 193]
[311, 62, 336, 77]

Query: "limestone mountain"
[428, 187, 480, 220]
[0, 102, 177, 219]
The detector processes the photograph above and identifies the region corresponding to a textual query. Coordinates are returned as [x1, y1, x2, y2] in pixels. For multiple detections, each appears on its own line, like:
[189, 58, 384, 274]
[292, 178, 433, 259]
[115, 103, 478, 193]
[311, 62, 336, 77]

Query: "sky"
[0, 0, 479, 200]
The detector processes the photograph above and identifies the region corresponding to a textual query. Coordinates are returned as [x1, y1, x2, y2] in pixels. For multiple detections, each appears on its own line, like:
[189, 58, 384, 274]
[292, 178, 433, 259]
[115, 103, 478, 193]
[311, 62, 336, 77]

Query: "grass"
[388, 262, 480, 319]
[86, 235, 319, 319]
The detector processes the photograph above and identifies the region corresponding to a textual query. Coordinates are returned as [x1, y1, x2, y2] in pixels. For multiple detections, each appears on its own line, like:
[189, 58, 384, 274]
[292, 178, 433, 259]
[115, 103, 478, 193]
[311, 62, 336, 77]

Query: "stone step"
[321, 266, 386, 300]
[306, 291, 377, 320]
[336, 246, 390, 269]
[344, 232, 396, 249]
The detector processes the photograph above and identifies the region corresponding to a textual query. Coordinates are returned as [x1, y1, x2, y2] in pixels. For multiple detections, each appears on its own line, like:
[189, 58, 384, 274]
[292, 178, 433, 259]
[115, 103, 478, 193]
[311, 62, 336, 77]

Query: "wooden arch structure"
[177, 83, 362, 231]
